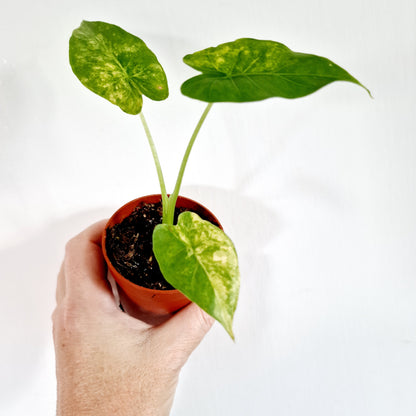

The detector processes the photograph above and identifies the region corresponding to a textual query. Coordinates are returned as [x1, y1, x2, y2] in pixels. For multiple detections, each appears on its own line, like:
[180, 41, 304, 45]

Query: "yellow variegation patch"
[153, 212, 239, 339]
[181, 38, 370, 102]
[69, 21, 168, 115]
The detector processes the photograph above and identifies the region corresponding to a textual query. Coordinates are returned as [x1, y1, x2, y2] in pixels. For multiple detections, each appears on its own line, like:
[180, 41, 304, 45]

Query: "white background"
[1, 0, 415, 414]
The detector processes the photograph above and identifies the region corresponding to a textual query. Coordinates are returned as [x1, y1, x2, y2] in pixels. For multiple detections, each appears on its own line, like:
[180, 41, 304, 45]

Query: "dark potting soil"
[105, 201, 189, 290]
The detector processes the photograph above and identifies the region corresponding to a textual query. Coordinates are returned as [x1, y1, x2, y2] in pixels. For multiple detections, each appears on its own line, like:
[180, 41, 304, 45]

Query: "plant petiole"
[139, 112, 169, 220]
[166, 102, 213, 225]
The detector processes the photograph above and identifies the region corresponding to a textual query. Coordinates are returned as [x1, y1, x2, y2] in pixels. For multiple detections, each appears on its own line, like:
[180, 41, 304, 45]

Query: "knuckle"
[195, 307, 215, 332]
[51, 300, 83, 339]
[51, 307, 58, 324]
[64, 235, 80, 255]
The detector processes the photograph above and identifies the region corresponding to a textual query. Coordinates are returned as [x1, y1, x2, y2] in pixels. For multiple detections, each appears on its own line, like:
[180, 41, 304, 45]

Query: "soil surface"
[105, 201, 189, 290]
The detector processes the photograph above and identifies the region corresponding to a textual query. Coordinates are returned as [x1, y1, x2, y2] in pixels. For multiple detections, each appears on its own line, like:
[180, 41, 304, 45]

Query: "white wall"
[1, 0, 415, 414]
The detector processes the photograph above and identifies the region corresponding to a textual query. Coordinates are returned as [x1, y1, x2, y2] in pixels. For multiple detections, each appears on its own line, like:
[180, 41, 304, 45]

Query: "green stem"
[166, 103, 213, 224]
[139, 112, 168, 219]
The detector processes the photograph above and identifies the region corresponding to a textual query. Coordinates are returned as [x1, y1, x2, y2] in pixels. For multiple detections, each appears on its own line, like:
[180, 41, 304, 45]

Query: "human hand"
[52, 220, 214, 416]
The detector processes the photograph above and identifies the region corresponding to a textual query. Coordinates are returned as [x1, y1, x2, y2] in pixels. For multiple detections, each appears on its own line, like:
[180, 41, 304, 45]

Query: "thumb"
[153, 303, 214, 362]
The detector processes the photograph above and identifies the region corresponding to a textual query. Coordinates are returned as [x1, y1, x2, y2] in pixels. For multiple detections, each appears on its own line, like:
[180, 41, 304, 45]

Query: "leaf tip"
[223, 323, 236, 341]
[221, 316, 236, 341]
[364, 86, 374, 99]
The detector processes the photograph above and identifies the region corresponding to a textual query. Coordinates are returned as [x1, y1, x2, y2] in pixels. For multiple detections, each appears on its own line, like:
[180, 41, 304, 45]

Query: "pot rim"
[102, 194, 222, 293]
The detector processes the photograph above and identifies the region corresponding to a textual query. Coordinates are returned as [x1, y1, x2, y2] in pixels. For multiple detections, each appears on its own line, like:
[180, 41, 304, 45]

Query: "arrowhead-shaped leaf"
[153, 212, 240, 339]
[69, 21, 168, 115]
[181, 38, 370, 102]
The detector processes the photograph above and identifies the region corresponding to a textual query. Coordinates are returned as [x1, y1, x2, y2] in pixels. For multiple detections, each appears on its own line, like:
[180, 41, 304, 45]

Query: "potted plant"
[69, 20, 370, 339]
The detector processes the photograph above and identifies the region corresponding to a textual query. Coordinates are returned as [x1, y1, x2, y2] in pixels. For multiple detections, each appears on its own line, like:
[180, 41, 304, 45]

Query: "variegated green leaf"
[153, 212, 239, 339]
[69, 21, 168, 114]
[181, 38, 370, 102]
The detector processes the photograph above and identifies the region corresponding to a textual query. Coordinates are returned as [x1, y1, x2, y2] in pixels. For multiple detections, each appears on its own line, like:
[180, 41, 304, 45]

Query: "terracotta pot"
[102, 194, 222, 317]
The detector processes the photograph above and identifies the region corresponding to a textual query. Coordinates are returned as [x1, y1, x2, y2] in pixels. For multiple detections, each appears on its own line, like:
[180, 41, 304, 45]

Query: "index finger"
[63, 219, 113, 305]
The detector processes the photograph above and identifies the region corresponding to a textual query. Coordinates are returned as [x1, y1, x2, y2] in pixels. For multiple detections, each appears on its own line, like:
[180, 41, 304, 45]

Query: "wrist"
[56, 371, 177, 416]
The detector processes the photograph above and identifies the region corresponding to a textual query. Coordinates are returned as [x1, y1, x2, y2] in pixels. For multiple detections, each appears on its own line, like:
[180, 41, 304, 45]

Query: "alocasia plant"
[69, 20, 370, 339]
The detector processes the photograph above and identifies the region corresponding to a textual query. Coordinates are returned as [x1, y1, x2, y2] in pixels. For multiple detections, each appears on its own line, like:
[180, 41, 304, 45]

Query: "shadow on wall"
[0, 186, 280, 406]
[0, 207, 111, 407]
[180, 185, 281, 337]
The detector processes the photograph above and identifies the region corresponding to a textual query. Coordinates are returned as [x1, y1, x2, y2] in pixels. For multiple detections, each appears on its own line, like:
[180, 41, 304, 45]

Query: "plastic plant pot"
[102, 194, 222, 317]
